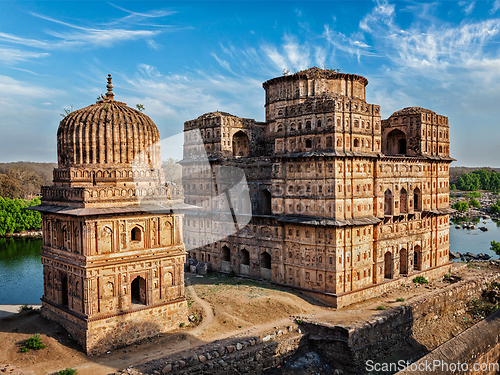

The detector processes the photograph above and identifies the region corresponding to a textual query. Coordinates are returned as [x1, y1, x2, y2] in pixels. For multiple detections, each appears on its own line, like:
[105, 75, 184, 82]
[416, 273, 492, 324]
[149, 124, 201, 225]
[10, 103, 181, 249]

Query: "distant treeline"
[0, 162, 56, 199]
[455, 169, 500, 192]
[0, 197, 42, 236]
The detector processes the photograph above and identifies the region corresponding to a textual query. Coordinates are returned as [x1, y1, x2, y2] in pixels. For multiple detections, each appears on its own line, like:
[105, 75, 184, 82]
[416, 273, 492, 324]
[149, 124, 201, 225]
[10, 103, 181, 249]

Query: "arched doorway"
[261, 252, 271, 269]
[414, 245, 422, 271]
[386, 129, 407, 155]
[222, 246, 231, 261]
[413, 187, 422, 211]
[260, 252, 272, 280]
[131, 276, 146, 305]
[262, 189, 272, 215]
[400, 188, 408, 214]
[400, 248, 408, 275]
[384, 252, 392, 279]
[61, 274, 68, 307]
[241, 249, 250, 265]
[384, 189, 393, 215]
[240, 248, 250, 275]
[221, 245, 231, 273]
[232, 131, 249, 157]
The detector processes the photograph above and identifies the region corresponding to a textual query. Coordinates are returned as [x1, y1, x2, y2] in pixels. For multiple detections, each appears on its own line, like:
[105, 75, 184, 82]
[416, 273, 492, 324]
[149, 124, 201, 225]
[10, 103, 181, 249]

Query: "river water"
[1, 219, 499, 304]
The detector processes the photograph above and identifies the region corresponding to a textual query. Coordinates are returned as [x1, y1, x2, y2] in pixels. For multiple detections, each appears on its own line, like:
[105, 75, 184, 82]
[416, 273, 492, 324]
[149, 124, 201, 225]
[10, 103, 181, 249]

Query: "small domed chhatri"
[32, 75, 189, 355]
[43, 75, 179, 208]
[54, 74, 161, 191]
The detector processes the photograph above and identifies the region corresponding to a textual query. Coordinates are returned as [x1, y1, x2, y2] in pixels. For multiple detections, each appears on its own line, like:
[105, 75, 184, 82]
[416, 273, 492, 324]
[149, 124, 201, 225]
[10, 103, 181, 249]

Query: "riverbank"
[1, 230, 42, 238]
[0, 305, 41, 319]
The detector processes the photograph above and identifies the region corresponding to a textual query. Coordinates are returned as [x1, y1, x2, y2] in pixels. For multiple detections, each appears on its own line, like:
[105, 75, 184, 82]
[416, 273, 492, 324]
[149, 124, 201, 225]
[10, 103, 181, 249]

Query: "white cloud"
[0, 48, 49, 63]
[459, 1, 476, 15]
[491, 0, 500, 14]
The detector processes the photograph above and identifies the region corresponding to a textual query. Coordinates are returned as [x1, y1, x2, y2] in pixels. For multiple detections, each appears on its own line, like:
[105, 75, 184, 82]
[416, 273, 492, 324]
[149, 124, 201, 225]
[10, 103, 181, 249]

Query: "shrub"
[180, 322, 185, 327]
[57, 369, 77, 375]
[466, 191, 481, 199]
[396, 297, 405, 302]
[20, 334, 46, 352]
[452, 201, 469, 213]
[413, 276, 429, 284]
[376, 306, 387, 310]
[470, 198, 481, 208]
[18, 304, 33, 312]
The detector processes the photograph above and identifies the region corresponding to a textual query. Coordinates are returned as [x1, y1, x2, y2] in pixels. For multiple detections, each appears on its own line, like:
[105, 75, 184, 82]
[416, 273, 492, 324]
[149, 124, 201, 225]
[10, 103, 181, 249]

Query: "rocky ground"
[1, 264, 499, 375]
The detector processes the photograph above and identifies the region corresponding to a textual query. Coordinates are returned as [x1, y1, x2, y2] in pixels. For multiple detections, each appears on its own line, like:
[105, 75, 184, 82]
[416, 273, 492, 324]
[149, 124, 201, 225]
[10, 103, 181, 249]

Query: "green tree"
[466, 191, 481, 199]
[0, 197, 41, 236]
[450, 184, 456, 191]
[452, 201, 469, 213]
[490, 240, 500, 256]
[470, 198, 481, 208]
[491, 200, 500, 214]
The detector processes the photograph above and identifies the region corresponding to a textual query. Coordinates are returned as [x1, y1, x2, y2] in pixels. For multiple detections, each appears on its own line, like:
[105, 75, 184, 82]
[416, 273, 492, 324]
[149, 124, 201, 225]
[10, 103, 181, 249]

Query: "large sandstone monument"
[31, 76, 189, 354]
[183, 67, 454, 307]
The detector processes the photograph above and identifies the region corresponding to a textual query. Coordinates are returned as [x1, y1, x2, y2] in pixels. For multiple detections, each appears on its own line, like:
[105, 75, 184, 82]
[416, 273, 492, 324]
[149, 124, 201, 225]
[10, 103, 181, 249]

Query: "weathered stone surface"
[37, 75, 189, 356]
[183, 67, 452, 309]
[161, 364, 172, 374]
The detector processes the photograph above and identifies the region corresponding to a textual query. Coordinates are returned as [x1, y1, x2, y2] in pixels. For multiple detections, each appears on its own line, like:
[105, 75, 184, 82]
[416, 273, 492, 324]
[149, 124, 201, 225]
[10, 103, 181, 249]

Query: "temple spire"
[106, 74, 114, 100]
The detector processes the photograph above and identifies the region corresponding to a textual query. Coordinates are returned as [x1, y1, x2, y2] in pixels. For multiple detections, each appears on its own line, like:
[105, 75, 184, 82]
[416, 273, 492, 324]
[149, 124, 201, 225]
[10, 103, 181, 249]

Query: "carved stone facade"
[183, 67, 453, 307]
[32, 76, 188, 354]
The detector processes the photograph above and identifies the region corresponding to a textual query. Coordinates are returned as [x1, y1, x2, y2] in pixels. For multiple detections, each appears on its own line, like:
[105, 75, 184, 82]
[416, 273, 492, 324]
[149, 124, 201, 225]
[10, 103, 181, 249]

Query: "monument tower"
[32, 75, 188, 354]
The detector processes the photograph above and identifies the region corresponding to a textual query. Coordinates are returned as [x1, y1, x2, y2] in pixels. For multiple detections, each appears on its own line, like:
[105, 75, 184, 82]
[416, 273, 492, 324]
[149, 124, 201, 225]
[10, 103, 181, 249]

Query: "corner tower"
[32, 75, 188, 354]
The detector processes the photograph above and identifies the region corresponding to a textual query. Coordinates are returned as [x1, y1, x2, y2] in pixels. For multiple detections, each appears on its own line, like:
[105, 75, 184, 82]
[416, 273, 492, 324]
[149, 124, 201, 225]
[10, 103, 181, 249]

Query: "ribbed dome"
[57, 76, 160, 168]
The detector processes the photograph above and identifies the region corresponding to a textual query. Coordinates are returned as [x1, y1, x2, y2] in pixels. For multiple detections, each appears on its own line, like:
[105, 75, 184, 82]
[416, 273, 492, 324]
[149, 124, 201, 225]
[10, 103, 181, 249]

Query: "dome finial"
[106, 74, 114, 100]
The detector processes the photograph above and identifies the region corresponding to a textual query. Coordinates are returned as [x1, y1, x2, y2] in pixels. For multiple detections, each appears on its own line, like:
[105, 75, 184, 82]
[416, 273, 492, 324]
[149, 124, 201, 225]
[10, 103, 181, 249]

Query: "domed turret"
[43, 75, 169, 207]
[53, 75, 162, 188]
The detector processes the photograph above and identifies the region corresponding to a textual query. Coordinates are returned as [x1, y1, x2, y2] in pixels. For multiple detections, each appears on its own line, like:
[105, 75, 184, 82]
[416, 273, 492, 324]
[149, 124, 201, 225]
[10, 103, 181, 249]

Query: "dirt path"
[184, 279, 214, 337]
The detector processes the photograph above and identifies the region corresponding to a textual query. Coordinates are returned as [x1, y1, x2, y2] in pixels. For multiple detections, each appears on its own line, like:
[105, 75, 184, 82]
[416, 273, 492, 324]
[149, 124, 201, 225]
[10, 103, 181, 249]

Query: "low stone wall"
[126, 324, 306, 375]
[395, 309, 500, 375]
[42, 298, 188, 355]
[116, 269, 500, 374]
[303, 262, 453, 308]
[303, 269, 500, 374]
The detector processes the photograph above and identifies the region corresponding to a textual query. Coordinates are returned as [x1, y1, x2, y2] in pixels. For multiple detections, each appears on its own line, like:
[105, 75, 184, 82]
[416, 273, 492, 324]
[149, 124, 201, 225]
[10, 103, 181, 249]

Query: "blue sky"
[1, 1, 500, 167]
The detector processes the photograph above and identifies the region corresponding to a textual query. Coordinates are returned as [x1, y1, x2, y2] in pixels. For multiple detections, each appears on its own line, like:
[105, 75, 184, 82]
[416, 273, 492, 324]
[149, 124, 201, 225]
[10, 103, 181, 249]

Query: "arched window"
[414, 187, 422, 211]
[400, 248, 408, 275]
[222, 246, 231, 262]
[241, 249, 250, 265]
[385, 129, 407, 155]
[232, 131, 249, 157]
[400, 188, 408, 214]
[384, 252, 392, 279]
[305, 120, 311, 130]
[414, 245, 423, 270]
[354, 138, 359, 147]
[261, 252, 271, 269]
[131, 227, 141, 241]
[305, 139, 312, 148]
[384, 189, 393, 215]
[262, 189, 272, 215]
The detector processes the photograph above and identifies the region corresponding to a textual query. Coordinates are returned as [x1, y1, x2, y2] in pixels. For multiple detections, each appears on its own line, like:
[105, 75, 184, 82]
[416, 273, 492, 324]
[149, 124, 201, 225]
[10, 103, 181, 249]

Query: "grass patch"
[467, 299, 499, 320]
[18, 304, 33, 312]
[376, 305, 387, 311]
[20, 334, 46, 352]
[396, 297, 405, 302]
[57, 369, 77, 375]
[413, 276, 429, 284]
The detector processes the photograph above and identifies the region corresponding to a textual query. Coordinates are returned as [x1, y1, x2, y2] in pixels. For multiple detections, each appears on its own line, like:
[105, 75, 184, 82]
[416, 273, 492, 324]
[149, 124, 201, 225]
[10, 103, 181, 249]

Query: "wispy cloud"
[0, 47, 49, 63]
[459, 1, 476, 15]
[491, 0, 500, 14]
